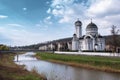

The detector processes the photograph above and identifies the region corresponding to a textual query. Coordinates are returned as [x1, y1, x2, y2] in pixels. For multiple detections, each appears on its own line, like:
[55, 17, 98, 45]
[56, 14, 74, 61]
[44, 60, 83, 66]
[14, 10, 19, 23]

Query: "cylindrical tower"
[75, 19, 82, 38]
[72, 34, 79, 50]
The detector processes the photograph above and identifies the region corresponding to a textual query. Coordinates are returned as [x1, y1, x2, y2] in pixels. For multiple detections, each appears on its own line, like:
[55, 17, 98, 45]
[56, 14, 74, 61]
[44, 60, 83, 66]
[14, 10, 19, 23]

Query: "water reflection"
[14, 52, 120, 80]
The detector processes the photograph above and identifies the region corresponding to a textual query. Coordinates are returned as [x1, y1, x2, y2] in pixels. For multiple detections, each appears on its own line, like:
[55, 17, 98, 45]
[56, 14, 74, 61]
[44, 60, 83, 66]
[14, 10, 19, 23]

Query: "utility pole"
[16, 53, 19, 62]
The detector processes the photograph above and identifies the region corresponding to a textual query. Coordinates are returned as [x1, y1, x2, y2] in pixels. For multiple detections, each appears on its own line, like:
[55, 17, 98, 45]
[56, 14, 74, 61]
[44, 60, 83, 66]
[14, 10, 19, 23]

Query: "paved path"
[55, 51, 120, 57]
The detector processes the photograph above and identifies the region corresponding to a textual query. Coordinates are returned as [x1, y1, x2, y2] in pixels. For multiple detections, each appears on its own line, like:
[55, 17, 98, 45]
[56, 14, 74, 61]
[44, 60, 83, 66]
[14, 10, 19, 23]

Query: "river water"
[14, 52, 120, 80]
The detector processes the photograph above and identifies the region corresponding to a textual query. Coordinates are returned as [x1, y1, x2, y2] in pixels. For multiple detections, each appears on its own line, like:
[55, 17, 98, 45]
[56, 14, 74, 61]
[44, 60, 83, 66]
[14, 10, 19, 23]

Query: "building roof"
[98, 34, 103, 38]
[79, 35, 85, 39]
[86, 22, 98, 29]
[75, 20, 82, 26]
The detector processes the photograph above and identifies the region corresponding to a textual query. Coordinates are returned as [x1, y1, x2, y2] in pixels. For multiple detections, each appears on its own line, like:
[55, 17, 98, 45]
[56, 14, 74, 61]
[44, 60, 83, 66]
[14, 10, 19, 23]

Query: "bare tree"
[111, 25, 119, 52]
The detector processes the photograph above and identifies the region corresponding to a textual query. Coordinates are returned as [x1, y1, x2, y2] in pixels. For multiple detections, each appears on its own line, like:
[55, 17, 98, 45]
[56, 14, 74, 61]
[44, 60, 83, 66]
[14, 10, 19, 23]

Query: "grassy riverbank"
[0, 52, 46, 80]
[36, 52, 120, 73]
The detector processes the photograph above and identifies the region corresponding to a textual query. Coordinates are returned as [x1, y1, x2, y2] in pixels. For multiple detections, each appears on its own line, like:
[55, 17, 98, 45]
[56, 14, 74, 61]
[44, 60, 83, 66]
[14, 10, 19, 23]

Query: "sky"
[0, 0, 120, 46]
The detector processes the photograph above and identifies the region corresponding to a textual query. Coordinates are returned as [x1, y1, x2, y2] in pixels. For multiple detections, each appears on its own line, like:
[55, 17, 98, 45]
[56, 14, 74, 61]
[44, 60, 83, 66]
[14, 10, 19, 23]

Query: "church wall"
[80, 37, 106, 51]
[89, 39, 94, 50]
[101, 38, 105, 50]
[97, 38, 105, 51]
[85, 38, 94, 51]
[67, 42, 72, 50]
[81, 39, 88, 50]
[57, 43, 62, 51]
[81, 40, 86, 50]
[72, 40, 79, 51]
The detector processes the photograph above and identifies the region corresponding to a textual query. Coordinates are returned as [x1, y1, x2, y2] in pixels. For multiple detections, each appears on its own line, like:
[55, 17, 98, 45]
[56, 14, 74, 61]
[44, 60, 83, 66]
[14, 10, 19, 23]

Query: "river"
[14, 52, 120, 80]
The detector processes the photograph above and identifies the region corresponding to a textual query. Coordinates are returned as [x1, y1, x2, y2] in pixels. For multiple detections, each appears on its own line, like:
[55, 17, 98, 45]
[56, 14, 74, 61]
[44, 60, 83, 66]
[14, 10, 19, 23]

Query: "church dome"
[86, 22, 98, 29]
[86, 21, 98, 36]
[75, 19, 82, 26]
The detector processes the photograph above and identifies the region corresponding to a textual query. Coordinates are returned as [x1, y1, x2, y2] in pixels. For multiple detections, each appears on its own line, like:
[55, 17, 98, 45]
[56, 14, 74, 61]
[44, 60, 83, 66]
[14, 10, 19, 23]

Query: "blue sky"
[0, 0, 120, 46]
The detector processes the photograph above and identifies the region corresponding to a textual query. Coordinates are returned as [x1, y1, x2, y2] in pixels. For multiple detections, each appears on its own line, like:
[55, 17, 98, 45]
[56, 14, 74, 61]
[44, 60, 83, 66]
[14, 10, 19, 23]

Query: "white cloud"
[86, 0, 120, 17]
[0, 15, 8, 19]
[52, 8, 64, 16]
[44, 16, 53, 24]
[59, 15, 71, 23]
[47, 8, 51, 13]
[0, 27, 44, 46]
[46, 16, 51, 20]
[47, 0, 120, 35]
[86, 0, 120, 34]
[35, 18, 52, 31]
[105, 14, 120, 23]
[48, 0, 87, 23]
[51, 0, 74, 7]
[23, 8, 27, 11]
[7, 24, 23, 27]
[1, 0, 120, 46]
[46, 1, 50, 4]
[35, 24, 41, 27]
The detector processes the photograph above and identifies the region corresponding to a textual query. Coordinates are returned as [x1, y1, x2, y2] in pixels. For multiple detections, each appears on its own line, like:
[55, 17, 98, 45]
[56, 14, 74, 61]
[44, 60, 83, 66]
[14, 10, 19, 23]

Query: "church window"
[100, 43, 102, 50]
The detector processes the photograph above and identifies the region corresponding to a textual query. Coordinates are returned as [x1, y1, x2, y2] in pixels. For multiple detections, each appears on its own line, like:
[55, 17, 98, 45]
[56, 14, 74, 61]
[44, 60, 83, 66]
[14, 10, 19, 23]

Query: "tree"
[111, 25, 120, 52]
[0, 44, 9, 50]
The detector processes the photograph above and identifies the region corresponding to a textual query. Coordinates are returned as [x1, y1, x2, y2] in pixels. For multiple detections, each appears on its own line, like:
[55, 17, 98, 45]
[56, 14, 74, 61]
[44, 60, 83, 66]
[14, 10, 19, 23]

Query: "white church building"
[38, 19, 106, 52]
[72, 19, 105, 51]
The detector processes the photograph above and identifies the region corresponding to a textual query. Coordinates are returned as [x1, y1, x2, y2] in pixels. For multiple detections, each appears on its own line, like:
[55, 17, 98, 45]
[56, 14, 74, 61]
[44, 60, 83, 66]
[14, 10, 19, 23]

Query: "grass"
[36, 52, 120, 72]
[0, 52, 46, 80]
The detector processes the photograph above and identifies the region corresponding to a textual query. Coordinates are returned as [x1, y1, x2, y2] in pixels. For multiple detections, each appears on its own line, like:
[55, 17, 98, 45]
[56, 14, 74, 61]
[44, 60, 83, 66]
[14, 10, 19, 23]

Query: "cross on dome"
[91, 18, 92, 23]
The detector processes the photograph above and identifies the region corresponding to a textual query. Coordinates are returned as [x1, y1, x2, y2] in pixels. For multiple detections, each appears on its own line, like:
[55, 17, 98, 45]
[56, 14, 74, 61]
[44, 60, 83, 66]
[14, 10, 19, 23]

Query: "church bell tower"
[72, 19, 82, 51]
[75, 19, 82, 38]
